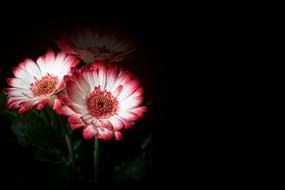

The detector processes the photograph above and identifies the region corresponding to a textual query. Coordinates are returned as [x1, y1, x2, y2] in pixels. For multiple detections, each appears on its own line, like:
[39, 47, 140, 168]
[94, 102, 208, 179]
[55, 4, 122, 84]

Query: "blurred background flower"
[56, 28, 136, 64]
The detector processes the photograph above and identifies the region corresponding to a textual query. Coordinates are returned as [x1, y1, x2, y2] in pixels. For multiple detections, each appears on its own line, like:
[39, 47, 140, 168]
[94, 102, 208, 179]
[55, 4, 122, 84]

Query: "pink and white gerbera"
[4, 50, 79, 113]
[56, 62, 147, 140]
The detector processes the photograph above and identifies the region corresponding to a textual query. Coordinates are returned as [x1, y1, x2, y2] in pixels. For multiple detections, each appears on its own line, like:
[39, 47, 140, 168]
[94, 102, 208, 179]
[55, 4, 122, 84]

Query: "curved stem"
[94, 138, 100, 184]
[59, 116, 76, 171]
[65, 133, 76, 170]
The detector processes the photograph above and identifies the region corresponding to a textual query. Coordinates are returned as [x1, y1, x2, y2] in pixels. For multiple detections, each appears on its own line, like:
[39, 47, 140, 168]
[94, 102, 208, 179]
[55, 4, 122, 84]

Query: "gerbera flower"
[4, 50, 79, 113]
[56, 62, 147, 140]
[56, 28, 135, 63]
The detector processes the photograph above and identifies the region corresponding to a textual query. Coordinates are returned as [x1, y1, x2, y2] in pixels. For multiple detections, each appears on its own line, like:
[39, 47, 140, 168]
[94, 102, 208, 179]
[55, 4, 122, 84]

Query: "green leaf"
[114, 135, 152, 183]
[10, 107, 64, 150]
[34, 147, 66, 164]
[9, 106, 75, 171]
[141, 134, 152, 150]
[73, 140, 82, 151]
[114, 151, 148, 183]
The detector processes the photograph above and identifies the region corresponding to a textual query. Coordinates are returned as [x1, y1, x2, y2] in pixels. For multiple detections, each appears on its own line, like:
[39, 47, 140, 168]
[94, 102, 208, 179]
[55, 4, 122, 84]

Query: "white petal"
[23, 59, 42, 79]
[117, 79, 140, 101]
[119, 96, 143, 110]
[98, 68, 107, 90]
[82, 72, 96, 91]
[74, 73, 90, 95]
[8, 78, 31, 89]
[109, 115, 124, 130]
[68, 87, 86, 106]
[81, 113, 96, 124]
[105, 69, 117, 91]
[117, 111, 139, 121]
[6, 88, 33, 97]
[36, 56, 47, 76]
[12, 67, 34, 83]
[70, 103, 88, 114]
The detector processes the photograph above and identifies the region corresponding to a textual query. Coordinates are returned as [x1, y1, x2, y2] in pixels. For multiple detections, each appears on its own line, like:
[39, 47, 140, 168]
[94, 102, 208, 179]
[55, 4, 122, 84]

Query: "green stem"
[30, 108, 49, 127]
[59, 116, 76, 171]
[65, 133, 76, 170]
[94, 138, 100, 184]
[43, 106, 55, 127]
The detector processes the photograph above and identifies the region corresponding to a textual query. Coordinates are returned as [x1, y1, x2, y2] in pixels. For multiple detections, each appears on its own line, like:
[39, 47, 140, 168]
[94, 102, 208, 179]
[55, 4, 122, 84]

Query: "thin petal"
[4, 88, 32, 97]
[68, 114, 82, 123]
[71, 123, 85, 129]
[52, 99, 61, 110]
[36, 98, 49, 110]
[98, 65, 107, 90]
[97, 127, 113, 140]
[82, 72, 96, 91]
[69, 103, 87, 114]
[21, 59, 42, 79]
[105, 67, 118, 91]
[6, 78, 31, 89]
[117, 110, 141, 121]
[114, 131, 123, 141]
[119, 96, 143, 110]
[83, 126, 98, 139]
[12, 66, 34, 83]
[117, 79, 140, 101]
[81, 114, 96, 124]
[56, 38, 78, 55]
[128, 106, 147, 117]
[56, 105, 75, 116]
[109, 115, 125, 130]
[67, 81, 86, 105]
[113, 85, 123, 97]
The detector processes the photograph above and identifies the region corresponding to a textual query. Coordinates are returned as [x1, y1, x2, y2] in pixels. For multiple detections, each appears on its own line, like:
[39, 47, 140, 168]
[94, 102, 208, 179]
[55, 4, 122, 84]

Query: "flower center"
[31, 74, 58, 96]
[87, 87, 118, 119]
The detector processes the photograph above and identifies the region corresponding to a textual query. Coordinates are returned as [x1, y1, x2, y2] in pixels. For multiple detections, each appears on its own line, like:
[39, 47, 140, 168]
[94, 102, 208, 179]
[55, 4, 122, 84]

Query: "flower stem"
[60, 116, 76, 171]
[94, 138, 100, 184]
[65, 133, 76, 170]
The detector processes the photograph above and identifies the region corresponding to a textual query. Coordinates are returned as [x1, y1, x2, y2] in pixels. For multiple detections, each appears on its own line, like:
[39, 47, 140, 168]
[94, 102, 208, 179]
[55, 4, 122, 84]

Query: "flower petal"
[113, 85, 123, 97]
[3, 88, 32, 97]
[67, 81, 86, 105]
[109, 115, 125, 130]
[56, 105, 75, 116]
[114, 131, 123, 141]
[52, 98, 61, 110]
[56, 38, 78, 55]
[119, 96, 143, 110]
[68, 114, 82, 123]
[128, 106, 147, 117]
[20, 59, 42, 79]
[117, 79, 140, 101]
[6, 78, 30, 89]
[72, 72, 90, 96]
[71, 123, 84, 129]
[69, 103, 87, 114]
[83, 125, 98, 139]
[36, 98, 49, 110]
[81, 113, 96, 124]
[97, 127, 113, 140]
[117, 110, 141, 121]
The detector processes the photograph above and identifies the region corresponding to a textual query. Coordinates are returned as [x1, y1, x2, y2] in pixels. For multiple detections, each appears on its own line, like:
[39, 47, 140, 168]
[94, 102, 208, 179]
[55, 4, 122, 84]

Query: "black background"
[0, 5, 266, 188]
[0, 14, 180, 187]
[0, 12, 234, 187]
